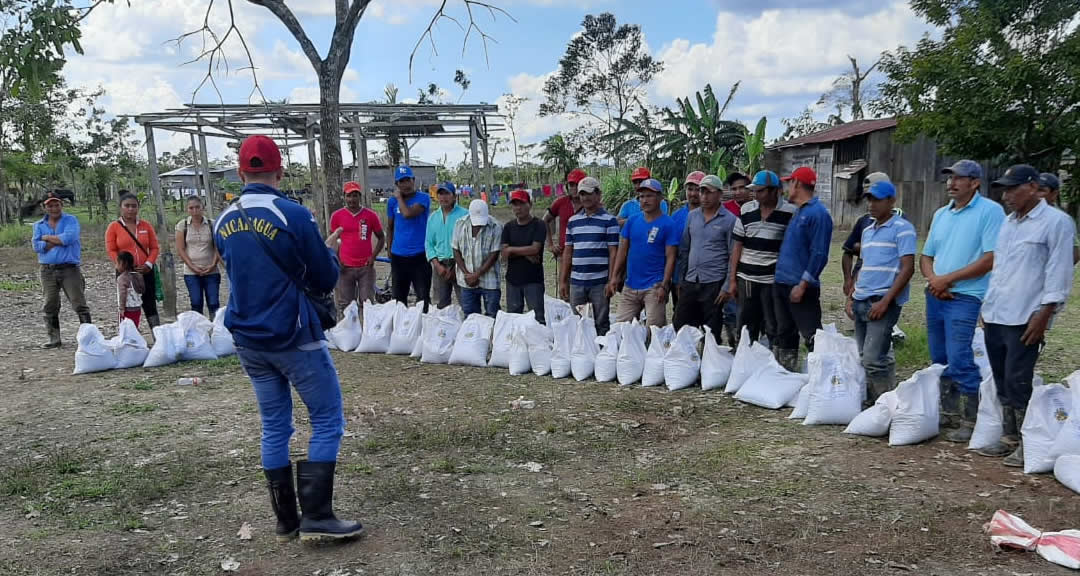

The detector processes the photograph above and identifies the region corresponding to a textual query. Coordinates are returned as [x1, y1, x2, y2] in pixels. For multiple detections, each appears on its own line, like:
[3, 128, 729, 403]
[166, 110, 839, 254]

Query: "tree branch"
[327, 0, 371, 75]
[409, 0, 515, 83]
[247, 0, 323, 69]
[169, 0, 266, 105]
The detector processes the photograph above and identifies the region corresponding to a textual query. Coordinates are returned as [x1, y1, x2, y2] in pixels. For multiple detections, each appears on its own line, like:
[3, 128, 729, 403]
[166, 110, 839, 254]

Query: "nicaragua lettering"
[217, 216, 280, 241]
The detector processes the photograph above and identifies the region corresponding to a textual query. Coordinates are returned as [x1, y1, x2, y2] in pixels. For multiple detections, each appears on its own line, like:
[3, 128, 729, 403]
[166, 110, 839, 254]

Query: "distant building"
[342, 158, 438, 197]
[159, 165, 240, 200]
[766, 118, 1003, 234]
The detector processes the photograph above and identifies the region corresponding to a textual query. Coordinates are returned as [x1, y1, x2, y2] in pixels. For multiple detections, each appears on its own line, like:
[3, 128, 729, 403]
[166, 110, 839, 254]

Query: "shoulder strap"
[233, 198, 313, 296]
[117, 219, 149, 259]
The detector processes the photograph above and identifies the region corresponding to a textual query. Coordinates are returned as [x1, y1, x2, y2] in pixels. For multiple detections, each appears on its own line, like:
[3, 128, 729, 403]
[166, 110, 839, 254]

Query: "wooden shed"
[766, 118, 1002, 234]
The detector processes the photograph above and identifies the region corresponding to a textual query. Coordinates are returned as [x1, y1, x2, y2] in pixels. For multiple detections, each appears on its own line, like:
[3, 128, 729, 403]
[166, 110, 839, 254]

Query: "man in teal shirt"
[425, 182, 468, 309]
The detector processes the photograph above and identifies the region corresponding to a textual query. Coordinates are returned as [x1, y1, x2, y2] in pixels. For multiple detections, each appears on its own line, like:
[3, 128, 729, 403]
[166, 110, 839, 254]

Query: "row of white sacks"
[73, 309, 236, 374]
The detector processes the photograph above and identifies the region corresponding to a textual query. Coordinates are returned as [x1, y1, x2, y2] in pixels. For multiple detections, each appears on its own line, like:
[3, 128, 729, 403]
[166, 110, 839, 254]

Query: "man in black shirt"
[502, 189, 548, 323]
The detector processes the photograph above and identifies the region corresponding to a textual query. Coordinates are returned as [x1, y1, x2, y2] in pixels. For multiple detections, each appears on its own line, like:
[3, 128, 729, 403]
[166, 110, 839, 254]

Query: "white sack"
[449, 313, 495, 367]
[549, 315, 576, 379]
[355, 301, 398, 354]
[804, 354, 864, 426]
[544, 295, 573, 326]
[143, 322, 185, 368]
[616, 320, 648, 387]
[642, 325, 675, 388]
[593, 324, 624, 383]
[815, 324, 867, 403]
[734, 354, 808, 409]
[420, 314, 461, 364]
[1025, 380, 1074, 474]
[664, 325, 704, 391]
[788, 383, 811, 419]
[888, 364, 946, 446]
[73, 324, 118, 374]
[508, 326, 533, 376]
[844, 390, 899, 437]
[1047, 374, 1080, 468]
[700, 325, 733, 391]
[1055, 454, 1080, 495]
[210, 307, 236, 357]
[108, 318, 149, 369]
[176, 311, 217, 361]
[386, 303, 423, 355]
[570, 315, 599, 381]
[412, 305, 462, 358]
[968, 372, 1005, 451]
[971, 327, 992, 379]
[726, 326, 773, 394]
[326, 301, 362, 352]
[525, 322, 554, 376]
[490, 311, 533, 368]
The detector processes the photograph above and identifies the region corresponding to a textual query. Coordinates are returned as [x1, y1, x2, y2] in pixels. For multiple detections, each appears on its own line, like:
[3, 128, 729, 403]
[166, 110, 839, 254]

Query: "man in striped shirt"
[849, 180, 916, 405]
[561, 177, 620, 335]
[726, 170, 796, 347]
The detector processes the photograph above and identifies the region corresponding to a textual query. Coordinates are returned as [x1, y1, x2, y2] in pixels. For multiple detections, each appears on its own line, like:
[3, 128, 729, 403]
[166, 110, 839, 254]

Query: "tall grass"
[0, 223, 32, 248]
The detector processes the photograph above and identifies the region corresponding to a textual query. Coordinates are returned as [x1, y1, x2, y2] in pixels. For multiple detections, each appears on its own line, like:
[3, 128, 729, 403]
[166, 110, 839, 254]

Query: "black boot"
[41, 316, 62, 349]
[78, 312, 92, 325]
[296, 460, 364, 542]
[264, 464, 300, 542]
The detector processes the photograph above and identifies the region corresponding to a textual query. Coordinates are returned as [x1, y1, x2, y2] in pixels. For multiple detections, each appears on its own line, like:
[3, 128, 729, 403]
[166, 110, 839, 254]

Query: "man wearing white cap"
[453, 199, 503, 317]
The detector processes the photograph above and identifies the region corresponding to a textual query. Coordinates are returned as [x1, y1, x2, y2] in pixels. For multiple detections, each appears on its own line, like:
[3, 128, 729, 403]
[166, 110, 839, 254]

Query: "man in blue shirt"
[921, 160, 1005, 442]
[32, 191, 91, 348]
[849, 181, 916, 405]
[386, 165, 432, 311]
[609, 178, 679, 327]
[773, 166, 833, 371]
[215, 135, 363, 543]
[617, 166, 669, 226]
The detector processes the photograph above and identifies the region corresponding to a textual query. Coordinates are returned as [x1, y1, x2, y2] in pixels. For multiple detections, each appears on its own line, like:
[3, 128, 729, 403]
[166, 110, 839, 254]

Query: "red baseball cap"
[238, 135, 282, 174]
[630, 166, 651, 182]
[343, 181, 362, 194]
[782, 166, 817, 187]
[509, 190, 532, 204]
[566, 168, 587, 184]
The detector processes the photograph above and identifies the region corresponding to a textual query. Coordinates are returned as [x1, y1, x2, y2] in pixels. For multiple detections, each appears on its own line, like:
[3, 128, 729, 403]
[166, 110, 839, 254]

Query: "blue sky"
[66, 0, 936, 165]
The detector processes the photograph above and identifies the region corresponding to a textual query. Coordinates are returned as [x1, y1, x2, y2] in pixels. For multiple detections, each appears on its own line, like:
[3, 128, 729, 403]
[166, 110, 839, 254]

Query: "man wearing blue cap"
[609, 178, 679, 327]
[1037, 172, 1079, 265]
[921, 159, 1005, 443]
[387, 165, 432, 310]
[425, 182, 468, 308]
[849, 180, 917, 404]
[976, 165, 1075, 464]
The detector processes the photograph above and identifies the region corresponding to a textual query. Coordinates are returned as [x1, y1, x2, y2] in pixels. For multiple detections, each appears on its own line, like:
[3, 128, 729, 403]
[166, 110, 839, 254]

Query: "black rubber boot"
[264, 464, 300, 542]
[77, 312, 92, 325]
[41, 316, 62, 349]
[296, 460, 364, 542]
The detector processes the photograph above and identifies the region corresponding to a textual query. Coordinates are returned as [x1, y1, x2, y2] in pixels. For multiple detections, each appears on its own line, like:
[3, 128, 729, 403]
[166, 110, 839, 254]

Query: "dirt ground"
[2, 215, 1079, 576]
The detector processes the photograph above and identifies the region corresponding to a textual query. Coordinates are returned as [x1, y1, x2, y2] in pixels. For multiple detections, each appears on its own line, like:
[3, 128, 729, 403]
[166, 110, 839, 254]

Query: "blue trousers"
[183, 273, 221, 317]
[460, 287, 500, 318]
[237, 344, 345, 469]
[925, 290, 982, 395]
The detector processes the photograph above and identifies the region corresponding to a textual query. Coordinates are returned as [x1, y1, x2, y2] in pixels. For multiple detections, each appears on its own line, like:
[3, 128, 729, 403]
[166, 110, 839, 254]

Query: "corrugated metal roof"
[769, 118, 897, 150]
[160, 165, 236, 177]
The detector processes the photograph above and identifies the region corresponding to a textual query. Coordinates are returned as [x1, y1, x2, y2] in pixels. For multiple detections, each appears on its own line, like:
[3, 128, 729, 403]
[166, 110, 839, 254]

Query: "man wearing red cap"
[545, 168, 586, 299]
[502, 189, 548, 322]
[329, 181, 384, 319]
[616, 166, 669, 226]
[772, 166, 833, 370]
[215, 135, 363, 543]
[32, 191, 91, 348]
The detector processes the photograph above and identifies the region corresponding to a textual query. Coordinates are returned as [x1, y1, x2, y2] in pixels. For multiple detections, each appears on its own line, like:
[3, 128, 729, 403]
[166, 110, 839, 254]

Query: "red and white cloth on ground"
[987, 510, 1080, 569]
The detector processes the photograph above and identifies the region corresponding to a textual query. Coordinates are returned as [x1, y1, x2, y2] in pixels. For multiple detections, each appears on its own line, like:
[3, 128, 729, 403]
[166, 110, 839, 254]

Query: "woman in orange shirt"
[105, 192, 162, 327]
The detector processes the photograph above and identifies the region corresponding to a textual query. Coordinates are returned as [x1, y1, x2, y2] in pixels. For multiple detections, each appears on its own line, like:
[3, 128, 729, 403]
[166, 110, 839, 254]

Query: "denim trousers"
[925, 290, 982, 395]
[183, 273, 221, 316]
[460, 287, 501, 318]
[853, 297, 902, 403]
[237, 344, 345, 470]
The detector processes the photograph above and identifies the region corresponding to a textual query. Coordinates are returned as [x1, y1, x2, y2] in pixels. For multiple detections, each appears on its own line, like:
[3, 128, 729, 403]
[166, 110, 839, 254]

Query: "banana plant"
[740, 116, 768, 176]
[668, 177, 680, 205]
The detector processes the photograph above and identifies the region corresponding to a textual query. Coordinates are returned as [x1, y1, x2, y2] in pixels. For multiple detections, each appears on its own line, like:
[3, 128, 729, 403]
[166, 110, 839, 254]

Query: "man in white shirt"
[975, 165, 1076, 466]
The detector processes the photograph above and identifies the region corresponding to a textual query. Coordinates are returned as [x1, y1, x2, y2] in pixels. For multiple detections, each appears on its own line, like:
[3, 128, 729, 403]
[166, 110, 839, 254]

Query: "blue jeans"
[925, 290, 982, 395]
[460, 287, 500, 318]
[236, 344, 345, 470]
[853, 297, 902, 403]
[184, 273, 221, 316]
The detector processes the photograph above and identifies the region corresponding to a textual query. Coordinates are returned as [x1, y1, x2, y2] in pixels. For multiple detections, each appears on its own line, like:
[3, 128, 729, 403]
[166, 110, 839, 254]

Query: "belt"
[41, 263, 77, 270]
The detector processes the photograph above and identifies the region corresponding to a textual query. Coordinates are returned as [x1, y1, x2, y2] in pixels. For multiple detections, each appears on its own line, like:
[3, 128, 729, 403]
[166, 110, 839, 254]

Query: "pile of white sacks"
[73, 309, 235, 374]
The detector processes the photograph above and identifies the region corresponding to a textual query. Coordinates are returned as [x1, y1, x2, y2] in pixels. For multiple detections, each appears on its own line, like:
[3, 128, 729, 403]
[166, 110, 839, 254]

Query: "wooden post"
[189, 133, 202, 200]
[469, 119, 480, 191]
[306, 125, 327, 236]
[481, 137, 494, 199]
[144, 125, 177, 319]
[355, 123, 370, 208]
[197, 130, 215, 218]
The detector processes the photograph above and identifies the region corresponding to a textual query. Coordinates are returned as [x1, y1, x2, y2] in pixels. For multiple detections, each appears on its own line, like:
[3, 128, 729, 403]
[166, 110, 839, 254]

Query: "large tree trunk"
[318, 65, 344, 228]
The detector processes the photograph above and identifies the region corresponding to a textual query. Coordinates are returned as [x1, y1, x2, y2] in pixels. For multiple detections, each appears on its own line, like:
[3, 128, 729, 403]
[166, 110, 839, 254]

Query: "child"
[116, 251, 145, 327]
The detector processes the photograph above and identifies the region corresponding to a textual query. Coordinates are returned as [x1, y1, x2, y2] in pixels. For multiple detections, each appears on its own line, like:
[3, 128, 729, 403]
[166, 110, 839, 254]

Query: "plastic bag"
[176, 311, 216, 361]
[700, 325, 733, 391]
[1024, 380, 1074, 474]
[593, 324, 624, 383]
[355, 300, 398, 354]
[386, 302, 423, 355]
[570, 315, 599, 381]
[420, 314, 461, 364]
[326, 301, 363, 352]
[987, 510, 1080, 570]
[549, 315, 576, 379]
[734, 354, 808, 409]
[1055, 454, 1080, 495]
[210, 307, 236, 357]
[888, 364, 945, 446]
[968, 372, 1004, 451]
[844, 390, 899, 437]
[490, 311, 533, 368]
[616, 320, 648, 387]
[544, 294, 573, 326]
[449, 313, 495, 367]
[664, 325, 703, 391]
[143, 323, 185, 368]
[73, 324, 118, 374]
[108, 318, 149, 369]
[642, 325, 675, 388]
[726, 326, 773, 394]
[804, 354, 864, 426]
[525, 322, 554, 376]
[972, 327, 992, 380]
